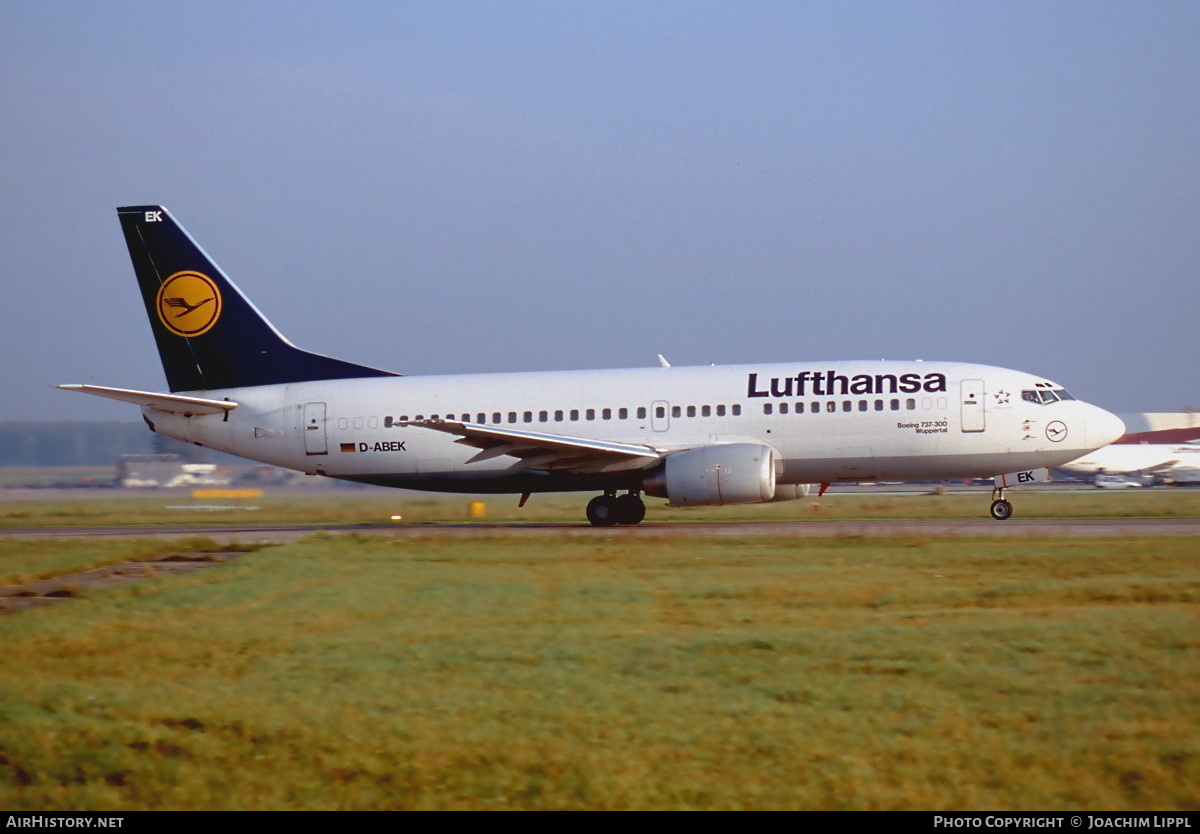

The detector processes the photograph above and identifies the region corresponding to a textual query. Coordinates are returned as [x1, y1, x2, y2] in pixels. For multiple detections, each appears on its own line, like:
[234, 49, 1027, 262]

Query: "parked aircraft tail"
[116, 205, 398, 392]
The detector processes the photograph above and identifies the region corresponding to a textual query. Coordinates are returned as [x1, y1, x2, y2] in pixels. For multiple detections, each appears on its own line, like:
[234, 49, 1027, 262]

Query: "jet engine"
[766, 483, 814, 502]
[642, 443, 777, 506]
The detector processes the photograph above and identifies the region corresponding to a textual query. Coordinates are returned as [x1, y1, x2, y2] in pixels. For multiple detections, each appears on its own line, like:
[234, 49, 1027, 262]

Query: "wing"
[402, 419, 663, 473]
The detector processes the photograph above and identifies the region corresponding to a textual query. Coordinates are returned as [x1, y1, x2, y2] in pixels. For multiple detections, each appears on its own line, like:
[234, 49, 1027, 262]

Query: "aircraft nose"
[1088, 406, 1125, 449]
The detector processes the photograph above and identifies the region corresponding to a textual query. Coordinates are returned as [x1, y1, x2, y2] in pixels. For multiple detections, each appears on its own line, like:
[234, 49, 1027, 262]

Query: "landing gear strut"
[586, 492, 646, 527]
[989, 485, 1014, 521]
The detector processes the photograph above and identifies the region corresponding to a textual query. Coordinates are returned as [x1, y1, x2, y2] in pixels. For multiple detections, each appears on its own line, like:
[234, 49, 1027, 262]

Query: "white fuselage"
[140, 359, 1123, 494]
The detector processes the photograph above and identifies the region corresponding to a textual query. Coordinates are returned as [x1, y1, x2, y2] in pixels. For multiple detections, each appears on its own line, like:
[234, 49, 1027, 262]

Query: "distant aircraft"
[1059, 443, 1200, 479]
[58, 206, 1125, 524]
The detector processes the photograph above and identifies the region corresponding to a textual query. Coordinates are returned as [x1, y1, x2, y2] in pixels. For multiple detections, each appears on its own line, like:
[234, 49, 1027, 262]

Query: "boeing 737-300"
[58, 206, 1126, 524]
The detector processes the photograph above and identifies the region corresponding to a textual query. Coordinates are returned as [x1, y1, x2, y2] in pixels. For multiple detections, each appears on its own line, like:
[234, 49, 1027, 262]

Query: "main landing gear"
[989, 484, 1014, 521]
[586, 492, 646, 527]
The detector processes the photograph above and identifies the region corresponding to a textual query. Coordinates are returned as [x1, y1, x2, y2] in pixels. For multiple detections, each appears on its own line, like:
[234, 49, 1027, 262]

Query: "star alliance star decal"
[993, 390, 1010, 404]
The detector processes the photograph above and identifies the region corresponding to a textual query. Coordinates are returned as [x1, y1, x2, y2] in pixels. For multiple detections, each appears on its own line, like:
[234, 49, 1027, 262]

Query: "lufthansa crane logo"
[156, 271, 222, 337]
[1045, 421, 1068, 443]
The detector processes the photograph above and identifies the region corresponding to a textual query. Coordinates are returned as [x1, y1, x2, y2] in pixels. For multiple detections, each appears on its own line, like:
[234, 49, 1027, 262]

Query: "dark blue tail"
[117, 205, 398, 392]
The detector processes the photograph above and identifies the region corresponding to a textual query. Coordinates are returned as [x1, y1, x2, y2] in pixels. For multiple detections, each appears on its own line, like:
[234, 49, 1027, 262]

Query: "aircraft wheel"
[586, 495, 619, 527]
[614, 494, 646, 525]
[989, 499, 1013, 521]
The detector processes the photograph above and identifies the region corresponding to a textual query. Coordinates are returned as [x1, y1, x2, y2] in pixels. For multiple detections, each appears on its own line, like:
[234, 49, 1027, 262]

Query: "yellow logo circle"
[156, 271, 222, 337]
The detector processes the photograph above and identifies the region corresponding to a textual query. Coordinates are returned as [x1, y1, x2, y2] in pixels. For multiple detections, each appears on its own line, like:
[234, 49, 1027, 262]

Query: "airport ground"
[0, 478, 1197, 809]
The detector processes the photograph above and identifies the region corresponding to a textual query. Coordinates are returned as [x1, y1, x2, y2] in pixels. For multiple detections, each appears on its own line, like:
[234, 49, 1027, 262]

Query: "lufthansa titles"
[747, 370, 948, 399]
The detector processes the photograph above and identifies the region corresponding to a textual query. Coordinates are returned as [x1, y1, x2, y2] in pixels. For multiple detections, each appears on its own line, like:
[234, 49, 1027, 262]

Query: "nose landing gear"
[585, 492, 646, 526]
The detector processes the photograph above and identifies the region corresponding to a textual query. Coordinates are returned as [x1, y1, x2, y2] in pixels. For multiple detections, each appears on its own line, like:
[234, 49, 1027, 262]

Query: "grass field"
[3, 486, 1200, 529]
[1, 521, 1197, 809]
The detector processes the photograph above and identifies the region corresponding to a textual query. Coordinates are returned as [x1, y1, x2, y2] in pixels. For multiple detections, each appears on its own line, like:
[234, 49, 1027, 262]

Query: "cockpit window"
[1022, 388, 1075, 405]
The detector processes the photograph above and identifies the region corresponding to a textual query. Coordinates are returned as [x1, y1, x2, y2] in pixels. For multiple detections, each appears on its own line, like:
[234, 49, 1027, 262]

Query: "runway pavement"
[4, 517, 1200, 543]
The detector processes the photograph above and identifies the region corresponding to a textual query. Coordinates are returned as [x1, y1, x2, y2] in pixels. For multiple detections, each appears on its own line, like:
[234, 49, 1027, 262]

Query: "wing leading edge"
[402, 419, 664, 473]
[56, 384, 238, 415]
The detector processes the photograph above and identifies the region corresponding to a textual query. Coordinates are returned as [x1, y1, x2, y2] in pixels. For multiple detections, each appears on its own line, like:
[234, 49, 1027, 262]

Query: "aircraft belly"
[780, 448, 1094, 483]
[343, 470, 642, 495]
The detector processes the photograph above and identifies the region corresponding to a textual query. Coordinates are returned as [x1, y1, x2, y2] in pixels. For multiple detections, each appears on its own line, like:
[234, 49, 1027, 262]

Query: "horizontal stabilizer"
[56, 384, 238, 415]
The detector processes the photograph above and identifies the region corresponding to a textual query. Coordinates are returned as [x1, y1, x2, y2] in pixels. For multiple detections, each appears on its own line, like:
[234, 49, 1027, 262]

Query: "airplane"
[1058, 442, 1200, 479]
[58, 205, 1126, 525]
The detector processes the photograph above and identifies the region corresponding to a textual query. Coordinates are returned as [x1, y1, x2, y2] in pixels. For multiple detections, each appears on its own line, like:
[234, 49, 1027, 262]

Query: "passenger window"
[826, 402, 836, 413]
[858, 400, 867, 412]
[637, 407, 647, 419]
[890, 400, 899, 411]
[508, 412, 517, 423]
[586, 408, 595, 420]
[874, 400, 883, 411]
[796, 402, 804, 414]
[780, 403, 789, 414]
[716, 405, 726, 416]
[672, 406, 681, 418]
[384, 416, 393, 428]
[492, 412, 501, 423]
[732, 404, 742, 416]
[476, 413, 485, 423]
[686, 405, 696, 417]
[539, 410, 548, 422]
[906, 399, 916, 410]
[763, 403, 773, 415]
[655, 406, 665, 419]
[619, 407, 628, 419]
[555, 410, 564, 421]
[602, 408, 612, 420]
[570, 409, 580, 421]
[353, 417, 364, 429]
[701, 405, 711, 417]
[842, 401, 851, 412]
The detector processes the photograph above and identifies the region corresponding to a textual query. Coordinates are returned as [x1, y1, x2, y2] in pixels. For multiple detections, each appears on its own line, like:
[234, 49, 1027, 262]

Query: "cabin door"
[960, 380, 985, 432]
[303, 402, 329, 455]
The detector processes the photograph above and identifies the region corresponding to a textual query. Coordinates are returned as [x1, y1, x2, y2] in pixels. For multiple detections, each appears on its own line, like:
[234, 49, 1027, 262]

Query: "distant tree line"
[0, 422, 212, 466]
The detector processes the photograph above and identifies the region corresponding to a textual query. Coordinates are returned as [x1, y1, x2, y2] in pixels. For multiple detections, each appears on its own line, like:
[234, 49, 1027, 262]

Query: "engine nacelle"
[643, 443, 777, 507]
[766, 483, 815, 503]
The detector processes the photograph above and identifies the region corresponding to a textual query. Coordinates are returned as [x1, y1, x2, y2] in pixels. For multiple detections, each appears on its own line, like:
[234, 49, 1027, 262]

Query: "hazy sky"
[2, 1, 1197, 422]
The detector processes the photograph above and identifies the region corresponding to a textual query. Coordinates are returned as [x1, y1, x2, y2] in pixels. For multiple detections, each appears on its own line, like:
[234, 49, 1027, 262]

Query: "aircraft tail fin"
[116, 205, 399, 392]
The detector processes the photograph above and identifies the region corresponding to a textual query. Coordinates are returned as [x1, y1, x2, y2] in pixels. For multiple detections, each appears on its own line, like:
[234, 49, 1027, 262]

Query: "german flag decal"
[339, 442, 356, 453]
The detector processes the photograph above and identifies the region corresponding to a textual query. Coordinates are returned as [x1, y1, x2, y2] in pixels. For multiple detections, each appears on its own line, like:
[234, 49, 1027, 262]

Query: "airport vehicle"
[1165, 467, 1200, 486]
[59, 206, 1125, 524]
[1093, 474, 1145, 489]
